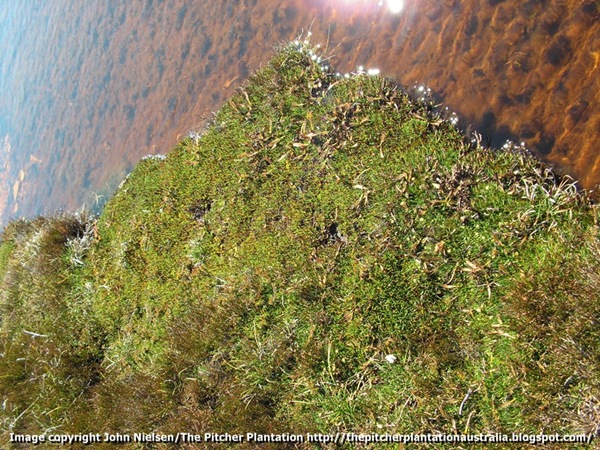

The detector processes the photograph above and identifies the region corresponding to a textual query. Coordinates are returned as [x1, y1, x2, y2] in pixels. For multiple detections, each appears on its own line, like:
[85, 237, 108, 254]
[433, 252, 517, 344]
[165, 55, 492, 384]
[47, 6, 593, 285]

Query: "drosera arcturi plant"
[0, 39, 598, 449]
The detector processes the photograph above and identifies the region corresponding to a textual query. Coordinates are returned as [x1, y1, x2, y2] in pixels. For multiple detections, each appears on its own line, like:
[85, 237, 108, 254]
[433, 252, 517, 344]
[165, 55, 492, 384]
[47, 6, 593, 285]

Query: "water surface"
[0, 0, 598, 226]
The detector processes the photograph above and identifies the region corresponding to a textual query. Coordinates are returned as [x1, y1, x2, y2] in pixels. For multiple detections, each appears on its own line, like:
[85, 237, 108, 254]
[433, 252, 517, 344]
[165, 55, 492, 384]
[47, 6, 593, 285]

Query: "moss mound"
[1, 42, 599, 448]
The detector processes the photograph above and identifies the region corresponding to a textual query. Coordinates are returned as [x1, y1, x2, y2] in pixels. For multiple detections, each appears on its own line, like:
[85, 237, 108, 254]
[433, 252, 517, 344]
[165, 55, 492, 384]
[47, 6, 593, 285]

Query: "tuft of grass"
[0, 213, 104, 441]
[0, 41, 598, 448]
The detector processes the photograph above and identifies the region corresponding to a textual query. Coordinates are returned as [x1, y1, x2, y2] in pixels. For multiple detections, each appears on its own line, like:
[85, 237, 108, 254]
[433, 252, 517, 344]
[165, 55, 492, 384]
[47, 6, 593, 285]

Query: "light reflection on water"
[385, 0, 404, 14]
[0, 0, 598, 226]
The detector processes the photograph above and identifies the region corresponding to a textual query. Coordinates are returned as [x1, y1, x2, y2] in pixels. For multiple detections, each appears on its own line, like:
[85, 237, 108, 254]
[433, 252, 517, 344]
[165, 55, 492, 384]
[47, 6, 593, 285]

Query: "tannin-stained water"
[0, 0, 597, 226]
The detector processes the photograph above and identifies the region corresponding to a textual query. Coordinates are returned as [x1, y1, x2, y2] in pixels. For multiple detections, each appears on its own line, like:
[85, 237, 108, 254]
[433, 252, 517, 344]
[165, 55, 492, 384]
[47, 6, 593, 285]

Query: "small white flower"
[385, 354, 397, 364]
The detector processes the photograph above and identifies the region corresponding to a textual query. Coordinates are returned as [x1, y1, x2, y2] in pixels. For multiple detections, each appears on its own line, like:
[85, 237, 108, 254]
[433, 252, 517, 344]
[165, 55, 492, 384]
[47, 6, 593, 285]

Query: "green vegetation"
[1, 41, 598, 448]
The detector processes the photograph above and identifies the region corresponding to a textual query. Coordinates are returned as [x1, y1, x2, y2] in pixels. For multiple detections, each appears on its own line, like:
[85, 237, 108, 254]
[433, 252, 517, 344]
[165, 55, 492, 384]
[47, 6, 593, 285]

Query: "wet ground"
[0, 0, 598, 226]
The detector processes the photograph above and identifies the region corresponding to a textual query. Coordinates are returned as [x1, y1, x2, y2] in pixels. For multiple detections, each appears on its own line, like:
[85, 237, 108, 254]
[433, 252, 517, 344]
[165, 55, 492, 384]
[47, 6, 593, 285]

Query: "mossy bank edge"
[1, 42, 598, 449]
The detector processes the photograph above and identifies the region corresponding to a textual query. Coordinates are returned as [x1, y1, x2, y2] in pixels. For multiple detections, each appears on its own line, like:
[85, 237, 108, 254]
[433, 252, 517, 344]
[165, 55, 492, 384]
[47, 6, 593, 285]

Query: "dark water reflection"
[0, 0, 598, 225]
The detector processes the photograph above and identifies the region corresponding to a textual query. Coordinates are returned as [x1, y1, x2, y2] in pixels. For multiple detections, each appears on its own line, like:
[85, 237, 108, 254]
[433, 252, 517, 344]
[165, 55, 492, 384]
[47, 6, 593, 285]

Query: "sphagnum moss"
[0, 41, 598, 449]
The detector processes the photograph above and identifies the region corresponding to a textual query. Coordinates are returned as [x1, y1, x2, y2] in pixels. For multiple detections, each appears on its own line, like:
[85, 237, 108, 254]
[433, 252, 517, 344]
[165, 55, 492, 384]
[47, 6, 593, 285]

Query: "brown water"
[0, 0, 598, 226]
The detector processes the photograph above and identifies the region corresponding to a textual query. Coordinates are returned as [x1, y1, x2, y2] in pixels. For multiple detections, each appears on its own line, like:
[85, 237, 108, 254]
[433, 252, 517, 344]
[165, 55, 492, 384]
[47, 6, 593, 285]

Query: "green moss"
[0, 241, 14, 281]
[0, 41, 598, 447]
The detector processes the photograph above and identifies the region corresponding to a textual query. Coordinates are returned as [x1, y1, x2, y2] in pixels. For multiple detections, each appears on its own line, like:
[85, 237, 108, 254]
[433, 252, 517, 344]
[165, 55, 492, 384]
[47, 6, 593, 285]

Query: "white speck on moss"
[141, 154, 166, 161]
